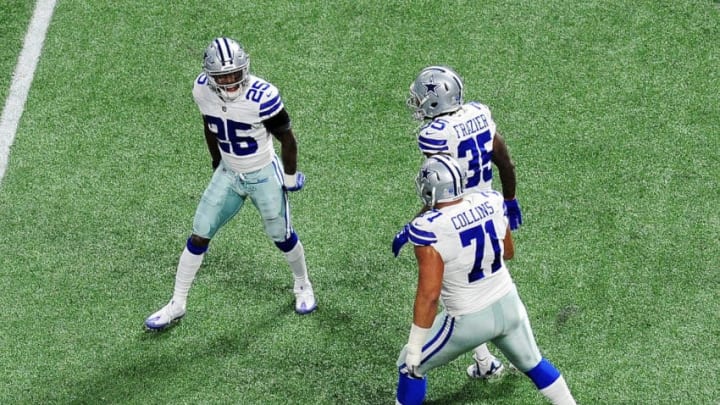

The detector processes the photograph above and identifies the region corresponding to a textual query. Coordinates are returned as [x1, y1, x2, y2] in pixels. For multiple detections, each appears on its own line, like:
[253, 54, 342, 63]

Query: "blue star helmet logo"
[420, 168, 432, 179]
[423, 76, 439, 96]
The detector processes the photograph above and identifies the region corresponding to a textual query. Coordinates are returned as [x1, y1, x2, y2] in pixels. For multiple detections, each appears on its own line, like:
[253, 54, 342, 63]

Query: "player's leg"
[525, 359, 576, 405]
[395, 314, 450, 405]
[396, 310, 490, 404]
[145, 168, 244, 330]
[466, 343, 505, 379]
[407, 306, 503, 379]
[250, 160, 316, 314]
[490, 286, 576, 405]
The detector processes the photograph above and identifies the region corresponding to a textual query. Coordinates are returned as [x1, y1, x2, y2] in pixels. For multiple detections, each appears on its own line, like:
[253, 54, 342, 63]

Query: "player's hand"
[283, 172, 305, 192]
[504, 198, 523, 230]
[404, 344, 423, 378]
[392, 224, 410, 257]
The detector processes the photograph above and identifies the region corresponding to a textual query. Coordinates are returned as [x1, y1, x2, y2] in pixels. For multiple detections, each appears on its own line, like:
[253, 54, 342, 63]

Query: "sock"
[474, 343, 492, 361]
[526, 358, 576, 405]
[396, 371, 427, 405]
[284, 240, 310, 288]
[539, 376, 576, 405]
[171, 245, 205, 308]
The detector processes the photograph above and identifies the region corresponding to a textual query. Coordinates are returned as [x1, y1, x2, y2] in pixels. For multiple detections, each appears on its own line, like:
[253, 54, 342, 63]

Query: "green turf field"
[1, 1, 718, 403]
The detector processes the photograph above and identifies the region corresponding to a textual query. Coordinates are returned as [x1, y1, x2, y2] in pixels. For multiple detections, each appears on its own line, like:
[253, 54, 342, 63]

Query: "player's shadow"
[57, 249, 399, 404]
[424, 372, 522, 404]
[54, 324, 260, 403]
[55, 262, 306, 404]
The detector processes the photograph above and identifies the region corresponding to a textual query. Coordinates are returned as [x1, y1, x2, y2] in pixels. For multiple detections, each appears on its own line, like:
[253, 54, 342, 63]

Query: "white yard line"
[0, 0, 57, 185]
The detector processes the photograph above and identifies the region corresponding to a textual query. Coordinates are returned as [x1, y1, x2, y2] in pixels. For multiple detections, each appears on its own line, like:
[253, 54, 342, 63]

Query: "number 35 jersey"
[417, 102, 497, 193]
[193, 73, 285, 174]
[409, 190, 513, 317]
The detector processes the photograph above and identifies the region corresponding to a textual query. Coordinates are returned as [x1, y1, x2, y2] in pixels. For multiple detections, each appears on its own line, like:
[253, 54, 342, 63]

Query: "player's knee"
[265, 217, 290, 243]
[192, 214, 217, 239]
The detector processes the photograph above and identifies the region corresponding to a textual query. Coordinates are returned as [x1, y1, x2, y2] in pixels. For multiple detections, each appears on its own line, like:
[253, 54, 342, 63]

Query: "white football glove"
[405, 344, 423, 377]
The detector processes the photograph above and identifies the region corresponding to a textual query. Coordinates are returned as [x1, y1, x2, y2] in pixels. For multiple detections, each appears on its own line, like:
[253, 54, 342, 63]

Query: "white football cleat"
[294, 283, 317, 314]
[144, 300, 186, 330]
[467, 354, 505, 379]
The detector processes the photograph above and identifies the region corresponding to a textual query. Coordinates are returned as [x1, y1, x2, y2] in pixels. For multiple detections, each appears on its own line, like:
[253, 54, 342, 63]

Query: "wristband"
[283, 172, 297, 187]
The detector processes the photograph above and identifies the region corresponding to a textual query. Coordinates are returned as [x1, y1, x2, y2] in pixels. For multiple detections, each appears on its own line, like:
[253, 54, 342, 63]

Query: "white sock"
[539, 376, 576, 405]
[284, 240, 310, 288]
[474, 344, 492, 361]
[171, 247, 205, 308]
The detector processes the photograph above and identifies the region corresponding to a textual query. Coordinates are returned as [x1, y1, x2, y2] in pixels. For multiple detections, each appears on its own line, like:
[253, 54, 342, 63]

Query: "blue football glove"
[504, 198, 523, 230]
[392, 224, 411, 257]
[283, 172, 305, 192]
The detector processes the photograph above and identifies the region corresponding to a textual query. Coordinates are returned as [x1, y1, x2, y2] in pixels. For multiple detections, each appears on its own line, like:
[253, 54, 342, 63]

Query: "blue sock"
[525, 358, 561, 390]
[274, 231, 299, 252]
[186, 238, 208, 255]
[396, 371, 427, 405]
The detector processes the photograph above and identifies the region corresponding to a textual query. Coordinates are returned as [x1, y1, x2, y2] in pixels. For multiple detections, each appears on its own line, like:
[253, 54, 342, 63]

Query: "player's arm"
[265, 109, 304, 191]
[202, 115, 222, 169]
[402, 243, 443, 376]
[491, 131, 517, 200]
[413, 245, 444, 328]
[263, 108, 297, 174]
[493, 131, 523, 230]
[265, 108, 297, 173]
[503, 224, 515, 260]
[275, 128, 298, 175]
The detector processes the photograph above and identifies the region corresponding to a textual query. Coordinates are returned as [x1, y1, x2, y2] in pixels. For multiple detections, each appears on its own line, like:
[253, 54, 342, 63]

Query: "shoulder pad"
[408, 215, 438, 246]
[195, 72, 209, 86]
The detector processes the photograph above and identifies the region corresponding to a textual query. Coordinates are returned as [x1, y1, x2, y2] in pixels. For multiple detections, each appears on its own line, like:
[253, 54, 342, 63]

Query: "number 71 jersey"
[193, 72, 285, 173]
[417, 102, 497, 193]
[409, 191, 513, 316]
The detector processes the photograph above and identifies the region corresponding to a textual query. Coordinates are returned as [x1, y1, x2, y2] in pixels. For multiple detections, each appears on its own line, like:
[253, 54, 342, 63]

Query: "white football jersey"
[408, 190, 513, 317]
[417, 102, 497, 193]
[193, 73, 285, 173]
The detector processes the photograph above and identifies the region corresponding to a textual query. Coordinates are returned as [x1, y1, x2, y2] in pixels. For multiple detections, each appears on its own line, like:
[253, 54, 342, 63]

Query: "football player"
[395, 155, 576, 405]
[393, 66, 523, 378]
[145, 37, 317, 331]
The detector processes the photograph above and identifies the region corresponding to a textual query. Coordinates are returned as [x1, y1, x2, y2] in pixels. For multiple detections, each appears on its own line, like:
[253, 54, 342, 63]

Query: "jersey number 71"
[459, 219, 502, 283]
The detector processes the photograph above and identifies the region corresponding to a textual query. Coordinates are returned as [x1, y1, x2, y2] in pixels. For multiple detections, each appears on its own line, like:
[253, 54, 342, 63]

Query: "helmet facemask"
[207, 67, 249, 101]
[415, 174, 438, 207]
[406, 90, 428, 121]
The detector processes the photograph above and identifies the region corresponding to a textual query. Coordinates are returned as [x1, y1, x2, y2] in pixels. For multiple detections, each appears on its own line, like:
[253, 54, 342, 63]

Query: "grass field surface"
[1, 1, 718, 404]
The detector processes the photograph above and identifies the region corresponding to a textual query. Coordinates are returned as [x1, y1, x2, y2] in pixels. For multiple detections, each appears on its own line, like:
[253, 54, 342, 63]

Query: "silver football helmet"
[203, 37, 250, 101]
[415, 154, 467, 208]
[407, 66, 464, 121]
